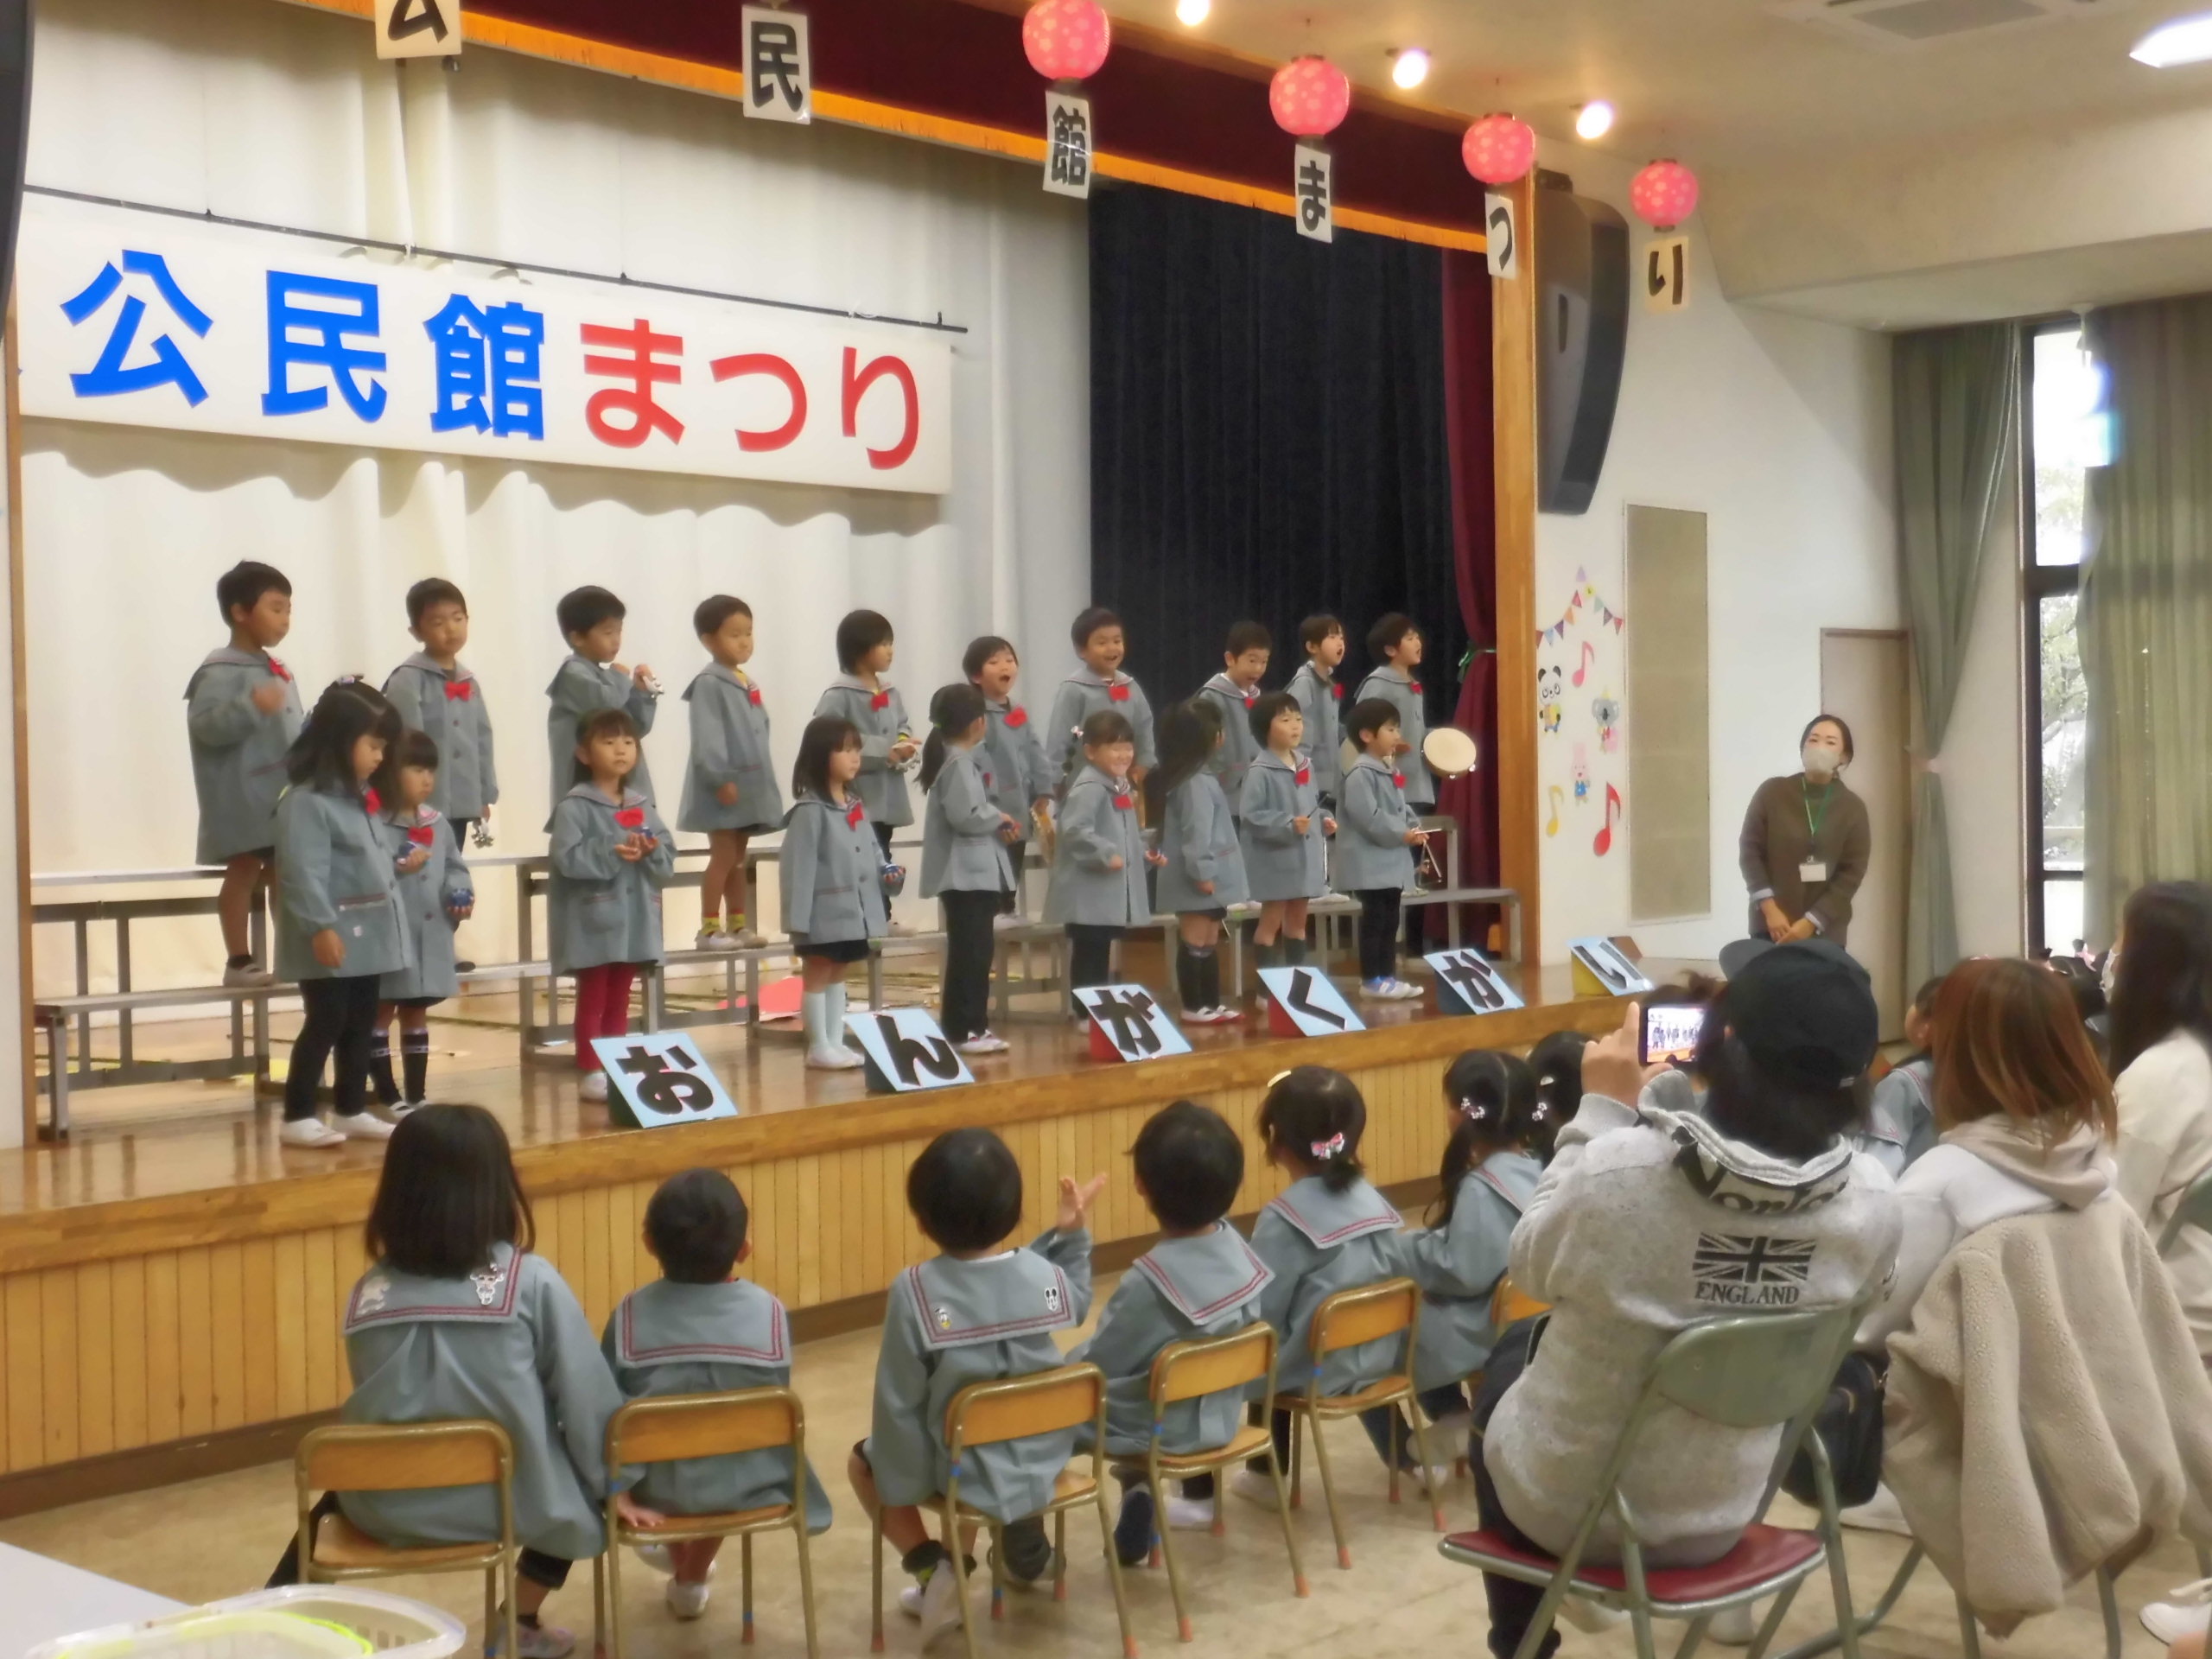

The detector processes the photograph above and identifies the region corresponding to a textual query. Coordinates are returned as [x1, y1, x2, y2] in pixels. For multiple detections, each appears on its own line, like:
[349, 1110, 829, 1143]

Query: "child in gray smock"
[602, 1171, 830, 1621]
[1866, 1052, 1937, 1176]
[383, 577, 498, 835]
[782, 715, 890, 1071]
[1334, 699, 1427, 1001]
[188, 561, 304, 987]
[1239, 693, 1332, 972]
[1046, 607, 1158, 778]
[1195, 620, 1272, 816]
[918, 686, 1019, 1052]
[681, 596, 780, 951]
[815, 609, 917, 853]
[1355, 613, 1434, 810]
[1070, 1103, 1273, 1561]
[547, 585, 658, 823]
[1151, 700, 1248, 1025]
[273, 1105, 648, 1656]
[965, 636, 1053, 899]
[368, 730, 474, 1112]
[1229, 1068, 1406, 1514]
[849, 1130, 1106, 1629]
[550, 709, 674, 1103]
[1045, 711, 1163, 1010]
[1288, 613, 1347, 804]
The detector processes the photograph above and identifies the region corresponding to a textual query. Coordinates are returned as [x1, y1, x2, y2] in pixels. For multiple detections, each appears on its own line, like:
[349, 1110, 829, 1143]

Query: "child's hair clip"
[1456, 1096, 1491, 1122]
[1310, 1132, 1347, 1160]
[1530, 1101, 1552, 1122]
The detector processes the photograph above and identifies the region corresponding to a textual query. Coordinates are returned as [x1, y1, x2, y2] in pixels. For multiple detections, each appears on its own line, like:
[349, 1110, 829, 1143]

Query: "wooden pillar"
[1491, 176, 1540, 962]
[5, 294, 29, 1144]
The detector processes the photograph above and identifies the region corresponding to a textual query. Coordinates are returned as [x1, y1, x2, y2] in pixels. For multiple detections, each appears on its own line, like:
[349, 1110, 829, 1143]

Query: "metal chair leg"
[945, 1501, 983, 1659]
[482, 1567, 497, 1659]
[870, 1513, 887, 1653]
[1305, 1409, 1354, 1570]
[1154, 1479, 1197, 1643]
[793, 1515, 823, 1659]
[1263, 1445, 1310, 1598]
[988, 1522, 1007, 1622]
[1403, 1389, 1446, 1532]
[1094, 1481, 1141, 1658]
[1955, 1595, 1982, 1659]
[1774, 1544, 1923, 1659]
[1287, 1409, 1304, 1510]
[1742, 1578, 1802, 1659]
[1620, 1538, 1660, 1659]
[2096, 1567, 2122, 1659]
[600, 1546, 619, 1659]
[501, 1549, 519, 1659]
[1669, 1614, 1713, 1659]
[1052, 1509, 1068, 1603]
[742, 1531, 755, 1643]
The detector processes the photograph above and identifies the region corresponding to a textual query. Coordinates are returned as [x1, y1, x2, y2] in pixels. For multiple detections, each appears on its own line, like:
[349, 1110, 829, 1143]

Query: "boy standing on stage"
[1194, 621, 1271, 818]
[1289, 613, 1346, 807]
[1046, 607, 1158, 785]
[384, 578, 498, 844]
[545, 586, 658, 823]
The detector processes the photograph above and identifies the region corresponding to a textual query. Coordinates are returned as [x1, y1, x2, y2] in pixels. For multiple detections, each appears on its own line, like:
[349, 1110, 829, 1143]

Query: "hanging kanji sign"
[377, 0, 461, 59]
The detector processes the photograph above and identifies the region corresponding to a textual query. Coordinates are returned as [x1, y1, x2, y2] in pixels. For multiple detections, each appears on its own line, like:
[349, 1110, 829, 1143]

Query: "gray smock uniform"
[1289, 663, 1343, 802]
[1238, 751, 1328, 902]
[384, 654, 498, 824]
[547, 785, 675, 974]
[186, 646, 305, 863]
[377, 806, 470, 1002]
[1354, 666, 1434, 810]
[1399, 1153, 1543, 1390]
[1862, 1056, 1938, 1177]
[1195, 675, 1262, 816]
[1155, 772, 1248, 914]
[1044, 766, 1150, 926]
[863, 1230, 1094, 1522]
[601, 1278, 832, 1531]
[1071, 1222, 1273, 1457]
[919, 747, 1015, 899]
[274, 784, 411, 983]
[814, 677, 913, 829]
[1251, 1176, 1405, 1396]
[779, 794, 889, 946]
[1045, 670, 1157, 777]
[546, 653, 657, 823]
[338, 1243, 625, 1562]
[1332, 755, 1419, 894]
[982, 696, 1052, 836]
[679, 664, 782, 836]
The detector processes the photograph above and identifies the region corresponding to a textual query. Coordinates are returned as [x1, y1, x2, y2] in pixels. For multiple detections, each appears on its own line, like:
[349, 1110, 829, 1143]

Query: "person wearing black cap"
[1467, 940, 1902, 1659]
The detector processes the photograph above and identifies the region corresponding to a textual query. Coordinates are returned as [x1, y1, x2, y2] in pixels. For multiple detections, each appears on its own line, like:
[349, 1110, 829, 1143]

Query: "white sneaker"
[1164, 1494, 1216, 1531]
[222, 962, 276, 988]
[1707, 1600, 1761, 1645]
[1839, 1481, 1913, 1536]
[731, 927, 766, 949]
[330, 1111, 395, 1142]
[1389, 978, 1426, 1000]
[993, 912, 1028, 931]
[974, 1031, 1011, 1053]
[278, 1116, 346, 1148]
[633, 1541, 675, 1575]
[579, 1071, 610, 1103]
[666, 1578, 710, 1620]
[694, 929, 731, 952]
[391, 1099, 427, 1118]
[1558, 1597, 1628, 1634]
[917, 1567, 966, 1648]
[899, 1584, 925, 1618]
[1229, 1468, 1282, 1510]
[2142, 1597, 2212, 1646]
[806, 1046, 862, 1071]
[1205, 1005, 1242, 1024]
[487, 1620, 575, 1659]
[1358, 978, 1397, 1001]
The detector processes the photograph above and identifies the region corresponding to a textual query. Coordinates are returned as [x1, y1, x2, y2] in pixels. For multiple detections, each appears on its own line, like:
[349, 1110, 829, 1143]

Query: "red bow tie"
[407, 823, 435, 845]
[1392, 771, 1406, 788]
[270, 660, 291, 682]
[1242, 692, 1256, 709]
[1331, 683, 1344, 701]
[1294, 766, 1311, 785]
[747, 684, 762, 706]
[1411, 681, 1424, 695]
[1005, 706, 1027, 728]
[614, 806, 646, 830]
[363, 787, 381, 814]
[846, 799, 867, 829]
[869, 690, 891, 712]
[982, 771, 995, 789]
[1112, 791, 1135, 811]
[1106, 683, 1129, 703]
[442, 679, 474, 702]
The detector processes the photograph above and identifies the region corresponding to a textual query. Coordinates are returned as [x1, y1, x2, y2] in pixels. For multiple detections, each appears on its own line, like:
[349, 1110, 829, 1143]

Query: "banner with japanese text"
[16, 200, 954, 494]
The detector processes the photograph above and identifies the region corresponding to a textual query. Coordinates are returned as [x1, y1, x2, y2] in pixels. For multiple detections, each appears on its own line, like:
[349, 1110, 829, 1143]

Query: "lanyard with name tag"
[1800, 779, 1834, 884]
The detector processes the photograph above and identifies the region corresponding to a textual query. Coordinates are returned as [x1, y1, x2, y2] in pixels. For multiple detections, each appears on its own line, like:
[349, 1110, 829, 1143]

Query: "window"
[2024, 324, 2107, 954]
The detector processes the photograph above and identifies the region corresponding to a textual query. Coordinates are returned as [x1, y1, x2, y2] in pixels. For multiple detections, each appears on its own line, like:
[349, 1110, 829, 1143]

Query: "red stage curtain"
[1435, 249, 1500, 933]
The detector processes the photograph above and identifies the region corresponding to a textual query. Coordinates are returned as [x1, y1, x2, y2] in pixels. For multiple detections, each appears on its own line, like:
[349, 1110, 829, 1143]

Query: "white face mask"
[1802, 744, 1841, 779]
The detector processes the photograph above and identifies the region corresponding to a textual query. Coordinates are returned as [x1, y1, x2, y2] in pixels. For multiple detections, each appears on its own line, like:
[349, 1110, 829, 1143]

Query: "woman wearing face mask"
[1737, 714, 1872, 948]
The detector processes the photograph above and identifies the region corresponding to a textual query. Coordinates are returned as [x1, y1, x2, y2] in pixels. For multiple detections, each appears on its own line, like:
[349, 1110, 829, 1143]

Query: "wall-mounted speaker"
[1535, 177, 1628, 516]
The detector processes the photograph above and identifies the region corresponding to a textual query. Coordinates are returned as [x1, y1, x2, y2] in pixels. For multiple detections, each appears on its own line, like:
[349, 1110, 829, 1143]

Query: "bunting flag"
[1536, 566, 1627, 645]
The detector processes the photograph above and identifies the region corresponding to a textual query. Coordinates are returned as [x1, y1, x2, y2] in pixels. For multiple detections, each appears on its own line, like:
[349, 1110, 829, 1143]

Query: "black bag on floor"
[1783, 1351, 1885, 1510]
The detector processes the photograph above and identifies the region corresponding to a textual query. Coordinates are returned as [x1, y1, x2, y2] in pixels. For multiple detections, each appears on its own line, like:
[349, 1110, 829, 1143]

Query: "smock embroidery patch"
[471, 1264, 508, 1308]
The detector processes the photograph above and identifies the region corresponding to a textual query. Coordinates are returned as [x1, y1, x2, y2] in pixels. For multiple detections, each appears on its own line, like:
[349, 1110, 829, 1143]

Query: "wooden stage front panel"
[0, 965, 1658, 1497]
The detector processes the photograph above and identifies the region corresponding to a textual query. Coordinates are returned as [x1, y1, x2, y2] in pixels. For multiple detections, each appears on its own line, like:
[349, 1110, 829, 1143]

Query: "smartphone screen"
[1640, 1002, 1703, 1069]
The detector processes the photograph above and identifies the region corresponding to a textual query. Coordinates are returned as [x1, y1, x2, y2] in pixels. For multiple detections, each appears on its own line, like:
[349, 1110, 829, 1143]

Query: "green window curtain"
[2082, 298, 2212, 938]
[1895, 324, 2021, 991]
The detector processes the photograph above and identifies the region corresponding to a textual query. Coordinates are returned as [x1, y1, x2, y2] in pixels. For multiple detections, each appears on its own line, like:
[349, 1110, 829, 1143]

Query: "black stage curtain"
[1088, 183, 1464, 727]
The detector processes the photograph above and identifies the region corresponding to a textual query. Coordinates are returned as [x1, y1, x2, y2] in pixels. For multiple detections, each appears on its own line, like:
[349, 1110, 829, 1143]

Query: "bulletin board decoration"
[1536, 566, 1626, 645]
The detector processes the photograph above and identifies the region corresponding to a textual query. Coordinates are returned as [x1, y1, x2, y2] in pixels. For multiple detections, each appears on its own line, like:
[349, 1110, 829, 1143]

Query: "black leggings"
[939, 889, 1001, 1040]
[873, 821, 896, 861]
[1066, 923, 1122, 1007]
[1471, 1319, 1560, 1659]
[286, 975, 381, 1121]
[1355, 887, 1403, 982]
[269, 1492, 572, 1591]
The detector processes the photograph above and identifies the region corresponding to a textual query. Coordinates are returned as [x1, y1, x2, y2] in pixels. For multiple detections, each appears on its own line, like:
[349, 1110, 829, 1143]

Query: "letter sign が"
[1076, 983, 1191, 1064]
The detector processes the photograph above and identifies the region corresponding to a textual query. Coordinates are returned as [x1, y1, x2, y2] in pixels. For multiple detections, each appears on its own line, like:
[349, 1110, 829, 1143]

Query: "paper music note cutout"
[1571, 639, 1597, 687]
[1594, 784, 1622, 856]
[1546, 785, 1563, 837]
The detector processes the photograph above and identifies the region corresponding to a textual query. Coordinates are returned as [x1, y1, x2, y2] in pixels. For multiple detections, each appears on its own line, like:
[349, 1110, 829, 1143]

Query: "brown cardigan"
[1738, 772, 1872, 946]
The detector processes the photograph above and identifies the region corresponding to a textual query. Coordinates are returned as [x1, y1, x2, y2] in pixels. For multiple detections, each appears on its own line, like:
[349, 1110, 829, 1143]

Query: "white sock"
[827, 981, 849, 1046]
[802, 989, 828, 1051]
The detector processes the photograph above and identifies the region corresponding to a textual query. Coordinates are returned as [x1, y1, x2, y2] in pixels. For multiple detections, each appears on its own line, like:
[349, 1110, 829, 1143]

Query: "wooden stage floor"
[0, 958, 1698, 1506]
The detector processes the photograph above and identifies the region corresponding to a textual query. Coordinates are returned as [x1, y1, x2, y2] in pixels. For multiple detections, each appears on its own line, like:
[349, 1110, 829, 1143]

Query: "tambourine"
[447, 887, 475, 913]
[880, 861, 908, 899]
[1422, 728, 1479, 779]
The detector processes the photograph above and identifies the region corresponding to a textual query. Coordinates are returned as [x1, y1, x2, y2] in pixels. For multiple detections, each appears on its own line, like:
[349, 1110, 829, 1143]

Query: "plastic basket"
[27, 1586, 465, 1659]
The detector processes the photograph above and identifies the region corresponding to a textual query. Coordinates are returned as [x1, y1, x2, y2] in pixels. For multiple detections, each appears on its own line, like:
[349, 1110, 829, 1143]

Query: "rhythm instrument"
[1422, 727, 1479, 779]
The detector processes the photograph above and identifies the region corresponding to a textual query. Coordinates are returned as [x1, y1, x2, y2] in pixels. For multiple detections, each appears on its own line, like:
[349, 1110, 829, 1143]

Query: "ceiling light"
[1575, 100, 1615, 140]
[1175, 0, 1209, 24]
[1391, 48, 1430, 89]
[2131, 12, 2212, 65]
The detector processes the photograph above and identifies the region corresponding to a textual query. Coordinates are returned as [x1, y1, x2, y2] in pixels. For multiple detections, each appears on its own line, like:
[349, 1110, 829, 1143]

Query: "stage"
[0, 957, 1690, 1514]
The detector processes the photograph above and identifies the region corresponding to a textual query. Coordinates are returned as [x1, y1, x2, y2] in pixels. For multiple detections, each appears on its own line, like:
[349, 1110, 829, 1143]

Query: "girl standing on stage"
[1153, 699, 1248, 1025]
[1238, 692, 1332, 975]
[780, 715, 887, 1071]
[1046, 709, 1163, 1012]
[548, 708, 675, 1103]
[918, 683, 1019, 1058]
[273, 679, 410, 1149]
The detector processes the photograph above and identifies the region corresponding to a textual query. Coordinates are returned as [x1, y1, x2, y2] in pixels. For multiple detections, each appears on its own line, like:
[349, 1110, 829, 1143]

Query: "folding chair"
[595, 1386, 820, 1659]
[1439, 1303, 1868, 1659]
[1276, 1276, 1445, 1568]
[1109, 1322, 1308, 1640]
[868, 1361, 1139, 1659]
[1448, 1274, 1552, 1481]
[292, 1420, 519, 1659]
[1772, 1544, 2131, 1659]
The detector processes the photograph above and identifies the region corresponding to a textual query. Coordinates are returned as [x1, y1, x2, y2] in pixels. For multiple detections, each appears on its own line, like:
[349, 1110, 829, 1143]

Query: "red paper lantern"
[1630, 159, 1700, 231]
[1269, 55, 1351, 138]
[1023, 0, 1111, 81]
[1461, 113, 1535, 186]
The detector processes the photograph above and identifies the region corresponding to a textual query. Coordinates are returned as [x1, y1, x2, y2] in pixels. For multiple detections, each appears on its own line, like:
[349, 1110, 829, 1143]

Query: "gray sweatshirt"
[1484, 1091, 1900, 1560]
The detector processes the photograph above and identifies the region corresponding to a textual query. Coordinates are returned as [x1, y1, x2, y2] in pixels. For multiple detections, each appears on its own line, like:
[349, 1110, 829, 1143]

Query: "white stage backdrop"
[22, 0, 1090, 997]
